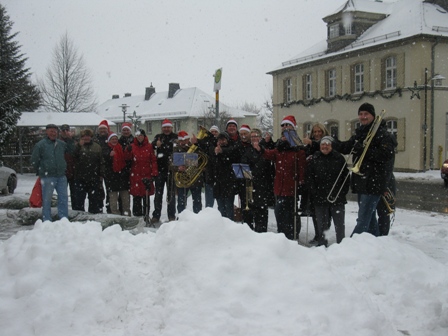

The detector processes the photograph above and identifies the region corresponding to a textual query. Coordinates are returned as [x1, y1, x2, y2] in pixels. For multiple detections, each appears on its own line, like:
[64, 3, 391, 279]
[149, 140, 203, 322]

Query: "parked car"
[442, 159, 448, 187]
[0, 161, 17, 194]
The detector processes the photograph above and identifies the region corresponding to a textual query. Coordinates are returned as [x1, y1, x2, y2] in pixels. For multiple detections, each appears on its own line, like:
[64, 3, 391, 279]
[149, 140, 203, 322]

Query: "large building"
[97, 83, 257, 137]
[268, 0, 448, 172]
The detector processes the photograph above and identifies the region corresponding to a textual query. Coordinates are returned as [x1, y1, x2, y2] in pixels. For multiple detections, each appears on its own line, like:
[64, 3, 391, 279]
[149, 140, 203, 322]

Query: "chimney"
[124, 93, 132, 97]
[145, 84, 156, 100]
[112, 94, 119, 99]
[168, 83, 180, 98]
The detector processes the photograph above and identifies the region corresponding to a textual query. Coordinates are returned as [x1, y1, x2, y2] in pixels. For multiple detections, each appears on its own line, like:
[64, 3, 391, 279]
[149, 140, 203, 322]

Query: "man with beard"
[333, 103, 395, 237]
[151, 119, 178, 224]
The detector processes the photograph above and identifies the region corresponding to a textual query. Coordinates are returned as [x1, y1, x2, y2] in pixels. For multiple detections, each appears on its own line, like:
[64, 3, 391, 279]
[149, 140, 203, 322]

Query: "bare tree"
[200, 106, 230, 132]
[39, 32, 97, 112]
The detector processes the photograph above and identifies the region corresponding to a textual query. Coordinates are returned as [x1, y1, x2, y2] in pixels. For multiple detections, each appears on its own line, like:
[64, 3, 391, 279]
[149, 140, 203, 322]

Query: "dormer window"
[344, 23, 352, 35]
[329, 24, 339, 39]
[343, 12, 353, 35]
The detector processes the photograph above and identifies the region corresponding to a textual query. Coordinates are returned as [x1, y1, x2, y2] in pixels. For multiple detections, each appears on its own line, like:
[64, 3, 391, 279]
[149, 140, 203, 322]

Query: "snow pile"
[1, 208, 447, 336]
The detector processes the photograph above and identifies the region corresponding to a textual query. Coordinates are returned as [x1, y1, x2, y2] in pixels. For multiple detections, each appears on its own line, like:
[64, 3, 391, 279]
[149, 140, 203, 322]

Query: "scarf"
[108, 142, 126, 172]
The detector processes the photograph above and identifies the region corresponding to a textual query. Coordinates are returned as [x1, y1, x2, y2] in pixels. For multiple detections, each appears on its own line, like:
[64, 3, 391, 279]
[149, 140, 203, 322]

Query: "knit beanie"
[358, 103, 376, 117]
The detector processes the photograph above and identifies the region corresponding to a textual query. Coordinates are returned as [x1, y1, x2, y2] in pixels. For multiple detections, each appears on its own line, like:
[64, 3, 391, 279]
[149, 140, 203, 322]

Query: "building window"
[386, 119, 398, 139]
[344, 23, 352, 35]
[172, 120, 180, 133]
[285, 78, 292, 103]
[327, 121, 339, 139]
[354, 63, 364, 93]
[305, 74, 312, 100]
[145, 121, 152, 135]
[303, 122, 313, 138]
[328, 69, 336, 97]
[352, 121, 361, 135]
[385, 56, 397, 89]
[329, 24, 339, 38]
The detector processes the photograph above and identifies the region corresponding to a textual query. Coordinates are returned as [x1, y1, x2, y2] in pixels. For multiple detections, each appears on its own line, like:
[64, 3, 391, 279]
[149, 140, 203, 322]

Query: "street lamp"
[120, 104, 129, 123]
[408, 68, 445, 171]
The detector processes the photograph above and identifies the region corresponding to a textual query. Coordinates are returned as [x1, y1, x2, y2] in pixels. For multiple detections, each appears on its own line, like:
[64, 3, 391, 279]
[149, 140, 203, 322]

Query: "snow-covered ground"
[0, 173, 447, 336]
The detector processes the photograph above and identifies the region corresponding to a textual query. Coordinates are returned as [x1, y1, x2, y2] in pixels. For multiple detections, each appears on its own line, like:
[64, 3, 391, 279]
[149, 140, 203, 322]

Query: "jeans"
[216, 197, 234, 220]
[351, 194, 381, 237]
[177, 185, 202, 214]
[41, 176, 68, 222]
[275, 196, 300, 240]
[205, 183, 215, 208]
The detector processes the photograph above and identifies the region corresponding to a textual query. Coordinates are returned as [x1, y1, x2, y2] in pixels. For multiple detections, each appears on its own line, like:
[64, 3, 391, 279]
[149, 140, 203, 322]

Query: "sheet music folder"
[173, 152, 199, 166]
[232, 163, 252, 179]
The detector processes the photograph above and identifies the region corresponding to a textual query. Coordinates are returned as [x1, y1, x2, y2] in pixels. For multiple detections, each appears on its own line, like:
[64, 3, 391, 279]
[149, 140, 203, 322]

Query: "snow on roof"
[97, 87, 256, 122]
[271, 0, 448, 72]
[327, 0, 392, 16]
[17, 112, 115, 127]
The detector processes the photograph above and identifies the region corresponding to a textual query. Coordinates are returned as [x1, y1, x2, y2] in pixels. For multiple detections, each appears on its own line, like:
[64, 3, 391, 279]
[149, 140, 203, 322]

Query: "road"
[347, 178, 448, 214]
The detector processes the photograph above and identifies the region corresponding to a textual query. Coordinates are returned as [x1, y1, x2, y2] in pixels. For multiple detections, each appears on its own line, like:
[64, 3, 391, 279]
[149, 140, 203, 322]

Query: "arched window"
[326, 120, 339, 139]
[386, 119, 398, 139]
[303, 122, 313, 138]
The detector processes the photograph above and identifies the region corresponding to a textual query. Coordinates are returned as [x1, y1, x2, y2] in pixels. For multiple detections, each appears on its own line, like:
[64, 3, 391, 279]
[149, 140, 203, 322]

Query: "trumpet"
[381, 187, 396, 215]
[351, 109, 386, 175]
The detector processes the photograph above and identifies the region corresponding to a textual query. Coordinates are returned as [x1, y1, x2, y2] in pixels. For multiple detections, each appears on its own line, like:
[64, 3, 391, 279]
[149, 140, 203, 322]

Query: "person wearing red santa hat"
[253, 115, 306, 241]
[172, 131, 203, 215]
[150, 118, 178, 223]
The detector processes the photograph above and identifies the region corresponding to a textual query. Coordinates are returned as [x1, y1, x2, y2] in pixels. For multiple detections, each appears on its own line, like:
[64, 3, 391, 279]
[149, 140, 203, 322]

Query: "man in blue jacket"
[31, 124, 74, 222]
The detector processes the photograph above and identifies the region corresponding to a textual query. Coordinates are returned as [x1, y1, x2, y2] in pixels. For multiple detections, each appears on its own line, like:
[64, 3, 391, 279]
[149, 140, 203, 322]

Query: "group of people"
[31, 102, 396, 246]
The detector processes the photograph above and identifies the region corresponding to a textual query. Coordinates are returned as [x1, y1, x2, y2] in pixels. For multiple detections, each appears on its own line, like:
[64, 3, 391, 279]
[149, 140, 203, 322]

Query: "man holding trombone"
[333, 103, 395, 237]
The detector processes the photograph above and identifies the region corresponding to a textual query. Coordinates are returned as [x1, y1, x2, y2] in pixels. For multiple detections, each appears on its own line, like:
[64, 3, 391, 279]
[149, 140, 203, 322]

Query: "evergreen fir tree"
[0, 4, 40, 156]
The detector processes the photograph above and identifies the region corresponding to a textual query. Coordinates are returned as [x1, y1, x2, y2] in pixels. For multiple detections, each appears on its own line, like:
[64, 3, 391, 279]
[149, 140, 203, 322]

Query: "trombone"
[351, 109, 386, 175]
[327, 109, 386, 203]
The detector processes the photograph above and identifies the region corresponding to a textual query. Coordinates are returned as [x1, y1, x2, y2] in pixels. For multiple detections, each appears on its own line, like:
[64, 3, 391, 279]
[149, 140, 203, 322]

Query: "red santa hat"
[239, 124, 251, 133]
[107, 133, 118, 142]
[121, 122, 132, 131]
[281, 115, 297, 128]
[162, 118, 173, 127]
[98, 120, 110, 131]
[177, 130, 190, 141]
[226, 119, 238, 128]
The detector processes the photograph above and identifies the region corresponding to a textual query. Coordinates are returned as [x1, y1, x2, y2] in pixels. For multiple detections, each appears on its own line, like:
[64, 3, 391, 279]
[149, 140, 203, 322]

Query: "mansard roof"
[269, 0, 448, 73]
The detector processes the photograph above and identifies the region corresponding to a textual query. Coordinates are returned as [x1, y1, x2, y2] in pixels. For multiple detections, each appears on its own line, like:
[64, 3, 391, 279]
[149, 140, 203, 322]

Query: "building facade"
[268, 0, 448, 171]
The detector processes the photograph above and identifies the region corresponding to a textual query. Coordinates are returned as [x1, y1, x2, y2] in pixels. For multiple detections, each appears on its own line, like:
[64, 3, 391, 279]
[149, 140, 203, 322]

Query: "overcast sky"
[4, 0, 348, 108]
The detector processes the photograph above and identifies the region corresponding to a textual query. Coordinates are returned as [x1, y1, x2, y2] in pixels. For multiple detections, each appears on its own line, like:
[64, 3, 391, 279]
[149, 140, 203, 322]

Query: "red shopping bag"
[29, 177, 42, 208]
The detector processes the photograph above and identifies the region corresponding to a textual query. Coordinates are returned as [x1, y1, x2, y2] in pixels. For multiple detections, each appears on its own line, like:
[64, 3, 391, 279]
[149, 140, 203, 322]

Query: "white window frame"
[386, 119, 398, 139]
[385, 56, 397, 89]
[354, 63, 364, 93]
[304, 122, 313, 138]
[329, 24, 339, 38]
[305, 74, 312, 100]
[286, 78, 292, 103]
[328, 69, 336, 97]
[344, 23, 352, 35]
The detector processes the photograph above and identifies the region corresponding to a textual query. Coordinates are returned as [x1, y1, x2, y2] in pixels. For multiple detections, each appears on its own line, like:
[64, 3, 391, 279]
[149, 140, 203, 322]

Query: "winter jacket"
[333, 120, 395, 195]
[73, 141, 105, 183]
[130, 136, 158, 197]
[152, 132, 178, 174]
[241, 145, 274, 207]
[103, 144, 131, 192]
[262, 141, 306, 197]
[197, 133, 218, 185]
[306, 150, 349, 206]
[31, 137, 74, 178]
[211, 143, 240, 199]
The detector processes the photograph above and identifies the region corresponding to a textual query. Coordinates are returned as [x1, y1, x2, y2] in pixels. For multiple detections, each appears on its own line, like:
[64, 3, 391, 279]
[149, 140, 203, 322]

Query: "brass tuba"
[174, 126, 209, 188]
